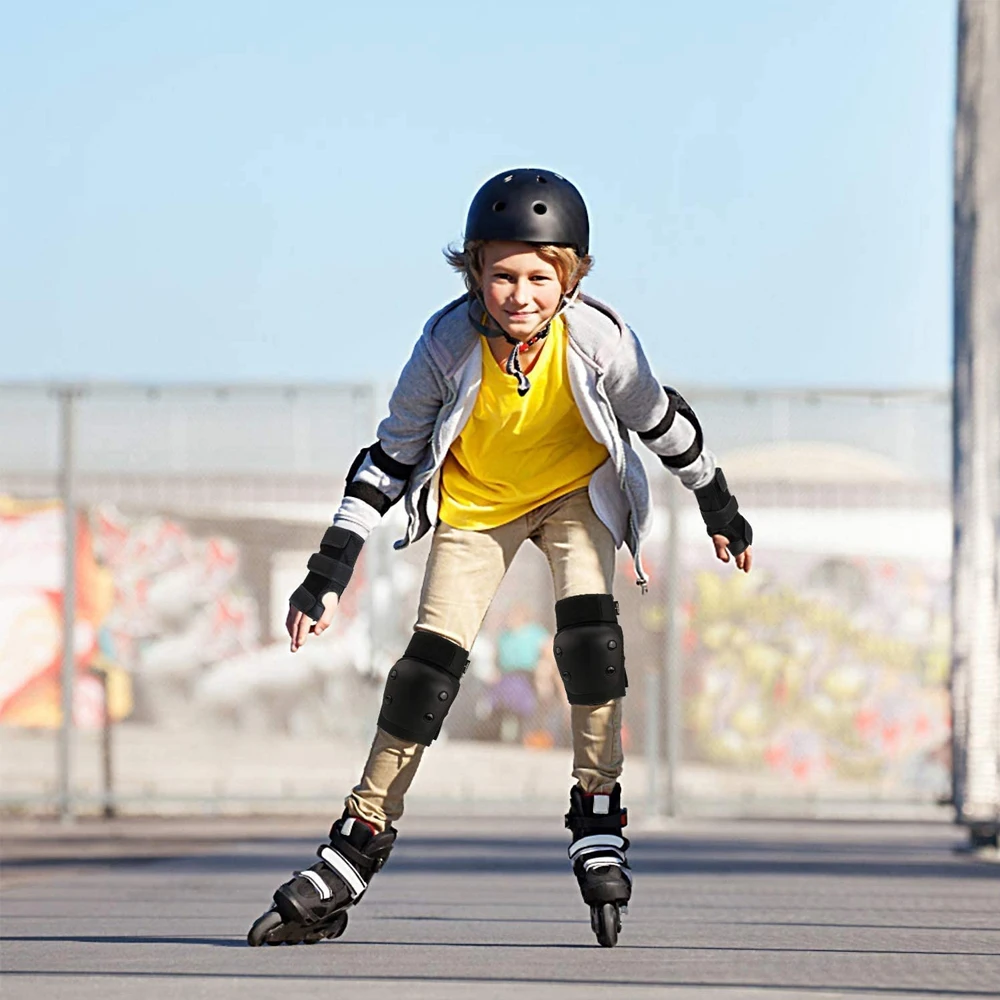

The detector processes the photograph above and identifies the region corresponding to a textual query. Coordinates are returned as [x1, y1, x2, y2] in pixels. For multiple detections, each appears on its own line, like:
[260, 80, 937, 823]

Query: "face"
[480, 242, 564, 341]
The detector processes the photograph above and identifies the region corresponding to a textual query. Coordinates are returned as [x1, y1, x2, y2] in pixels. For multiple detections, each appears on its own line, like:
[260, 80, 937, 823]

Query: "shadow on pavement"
[2, 935, 246, 948]
[6, 832, 994, 883]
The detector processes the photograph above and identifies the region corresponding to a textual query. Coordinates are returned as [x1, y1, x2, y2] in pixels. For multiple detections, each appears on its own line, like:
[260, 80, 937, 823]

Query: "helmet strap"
[467, 295, 552, 397]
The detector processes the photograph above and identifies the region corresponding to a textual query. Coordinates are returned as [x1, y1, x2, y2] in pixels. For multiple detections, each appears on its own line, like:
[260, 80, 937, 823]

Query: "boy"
[248, 168, 753, 948]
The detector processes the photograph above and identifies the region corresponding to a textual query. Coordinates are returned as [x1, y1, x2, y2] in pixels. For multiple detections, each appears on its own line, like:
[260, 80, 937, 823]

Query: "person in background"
[491, 604, 550, 743]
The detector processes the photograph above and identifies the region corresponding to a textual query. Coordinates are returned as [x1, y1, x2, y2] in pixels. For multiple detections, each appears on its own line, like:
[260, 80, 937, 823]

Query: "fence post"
[57, 386, 77, 824]
[645, 631, 662, 818]
[664, 477, 682, 817]
[952, 0, 1000, 848]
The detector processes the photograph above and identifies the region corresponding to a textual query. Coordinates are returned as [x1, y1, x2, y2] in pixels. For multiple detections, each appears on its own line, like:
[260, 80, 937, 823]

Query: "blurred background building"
[0, 382, 953, 818]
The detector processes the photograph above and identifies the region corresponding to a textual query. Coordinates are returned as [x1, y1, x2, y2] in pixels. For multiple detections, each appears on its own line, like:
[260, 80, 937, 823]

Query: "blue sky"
[1, 0, 955, 388]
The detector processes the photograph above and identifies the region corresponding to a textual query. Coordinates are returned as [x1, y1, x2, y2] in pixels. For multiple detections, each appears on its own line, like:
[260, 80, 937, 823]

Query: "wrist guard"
[289, 526, 365, 621]
[693, 468, 753, 556]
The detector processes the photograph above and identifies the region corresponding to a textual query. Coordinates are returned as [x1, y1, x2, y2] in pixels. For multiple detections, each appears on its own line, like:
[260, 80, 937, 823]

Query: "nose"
[511, 277, 532, 306]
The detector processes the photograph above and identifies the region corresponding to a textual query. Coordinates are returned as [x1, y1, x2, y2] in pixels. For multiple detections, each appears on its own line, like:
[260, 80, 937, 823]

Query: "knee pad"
[377, 631, 469, 746]
[553, 594, 627, 705]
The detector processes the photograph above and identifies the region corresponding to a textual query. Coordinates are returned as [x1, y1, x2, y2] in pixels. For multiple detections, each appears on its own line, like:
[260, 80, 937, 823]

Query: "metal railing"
[0, 382, 952, 819]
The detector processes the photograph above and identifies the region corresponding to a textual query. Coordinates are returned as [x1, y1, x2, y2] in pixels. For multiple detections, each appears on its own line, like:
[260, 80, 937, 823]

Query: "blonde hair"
[444, 240, 593, 295]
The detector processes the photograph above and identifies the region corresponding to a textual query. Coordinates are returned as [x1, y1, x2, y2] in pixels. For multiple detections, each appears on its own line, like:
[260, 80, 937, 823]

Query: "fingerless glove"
[693, 468, 753, 556]
[289, 525, 365, 621]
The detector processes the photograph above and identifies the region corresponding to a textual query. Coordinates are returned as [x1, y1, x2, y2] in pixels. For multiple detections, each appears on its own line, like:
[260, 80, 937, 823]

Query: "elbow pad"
[638, 387, 705, 469]
[342, 441, 413, 515]
[289, 525, 365, 621]
[693, 468, 753, 556]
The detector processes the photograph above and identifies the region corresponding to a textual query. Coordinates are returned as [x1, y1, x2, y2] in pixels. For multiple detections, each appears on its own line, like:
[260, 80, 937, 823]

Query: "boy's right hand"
[286, 593, 339, 652]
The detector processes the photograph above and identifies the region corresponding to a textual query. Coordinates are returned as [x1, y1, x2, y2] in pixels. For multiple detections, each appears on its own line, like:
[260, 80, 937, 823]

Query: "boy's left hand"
[712, 535, 753, 573]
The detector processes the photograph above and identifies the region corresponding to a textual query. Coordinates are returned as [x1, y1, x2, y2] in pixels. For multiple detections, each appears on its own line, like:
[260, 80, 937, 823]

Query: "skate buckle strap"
[565, 811, 626, 834]
[318, 845, 367, 900]
[568, 833, 626, 860]
[297, 868, 333, 900]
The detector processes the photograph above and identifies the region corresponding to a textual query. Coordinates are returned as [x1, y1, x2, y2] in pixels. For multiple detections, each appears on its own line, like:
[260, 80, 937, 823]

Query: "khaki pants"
[345, 488, 624, 831]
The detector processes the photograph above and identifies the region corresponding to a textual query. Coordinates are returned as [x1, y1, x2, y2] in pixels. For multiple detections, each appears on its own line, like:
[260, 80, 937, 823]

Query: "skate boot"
[247, 814, 396, 946]
[565, 783, 631, 947]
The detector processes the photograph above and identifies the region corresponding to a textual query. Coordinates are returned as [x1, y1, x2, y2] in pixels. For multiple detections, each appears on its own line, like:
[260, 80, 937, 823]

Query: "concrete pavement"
[2, 815, 998, 999]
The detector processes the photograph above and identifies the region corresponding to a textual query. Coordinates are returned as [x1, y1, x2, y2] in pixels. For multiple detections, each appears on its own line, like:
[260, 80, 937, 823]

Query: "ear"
[561, 255, 588, 296]
[562, 281, 582, 304]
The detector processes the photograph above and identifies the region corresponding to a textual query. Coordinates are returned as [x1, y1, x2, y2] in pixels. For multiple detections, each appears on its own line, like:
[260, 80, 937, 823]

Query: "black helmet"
[464, 168, 589, 255]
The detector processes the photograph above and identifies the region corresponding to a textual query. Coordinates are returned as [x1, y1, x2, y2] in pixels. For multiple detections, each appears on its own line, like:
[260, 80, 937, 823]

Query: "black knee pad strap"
[553, 594, 627, 705]
[377, 632, 469, 746]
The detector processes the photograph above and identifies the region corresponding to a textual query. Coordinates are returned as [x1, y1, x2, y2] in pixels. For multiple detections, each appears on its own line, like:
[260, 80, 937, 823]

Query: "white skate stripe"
[579, 850, 626, 868]
[319, 846, 367, 899]
[582, 856, 626, 872]
[297, 869, 332, 900]
[568, 834, 625, 859]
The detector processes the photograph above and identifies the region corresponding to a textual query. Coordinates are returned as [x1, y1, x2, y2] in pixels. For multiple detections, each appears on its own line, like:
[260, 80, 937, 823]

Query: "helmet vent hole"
[536, 175, 548, 183]
[532, 202, 548, 215]
[492, 201, 506, 212]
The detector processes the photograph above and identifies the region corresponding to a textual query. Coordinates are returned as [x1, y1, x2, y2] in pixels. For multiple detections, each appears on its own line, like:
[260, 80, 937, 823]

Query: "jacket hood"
[421, 292, 630, 380]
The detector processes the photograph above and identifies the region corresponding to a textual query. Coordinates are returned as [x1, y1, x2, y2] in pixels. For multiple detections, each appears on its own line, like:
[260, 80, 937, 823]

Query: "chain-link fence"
[0, 382, 950, 818]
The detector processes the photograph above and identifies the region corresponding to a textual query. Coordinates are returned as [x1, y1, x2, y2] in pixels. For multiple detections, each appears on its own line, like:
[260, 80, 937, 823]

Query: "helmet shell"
[464, 169, 589, 255]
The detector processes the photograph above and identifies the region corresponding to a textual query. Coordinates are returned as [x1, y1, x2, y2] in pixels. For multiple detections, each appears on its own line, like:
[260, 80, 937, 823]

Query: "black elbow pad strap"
[343, 442, 413, 515]
[642, 387, 704, 470]
[694, 468, 753, 556]
[369, 440, 415, 480]
[289, 525, 365, 621]
[637, 393, 677, 442]
[344, 481, 393, 514]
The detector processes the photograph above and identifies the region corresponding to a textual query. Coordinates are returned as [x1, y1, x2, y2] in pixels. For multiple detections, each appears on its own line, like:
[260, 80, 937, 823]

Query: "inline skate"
[565, 783, 631, 947]
[247, 813, 396, 946]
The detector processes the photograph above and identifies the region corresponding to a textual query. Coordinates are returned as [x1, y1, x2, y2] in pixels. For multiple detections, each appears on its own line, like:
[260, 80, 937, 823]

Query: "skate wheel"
[247, 909, 284, 947]
[324, 911, 349, 940]
[594, 903, 619, 947]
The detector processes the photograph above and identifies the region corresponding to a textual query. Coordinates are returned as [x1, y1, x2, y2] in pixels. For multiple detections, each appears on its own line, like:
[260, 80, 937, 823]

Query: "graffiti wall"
[0, 499, 260, 729]
[1, 493, 952, 804]
[89, 505, 259, 724]
[678, 548, 951, 797]
[0, 498, 129, 727]
[0, 497, 387, 744]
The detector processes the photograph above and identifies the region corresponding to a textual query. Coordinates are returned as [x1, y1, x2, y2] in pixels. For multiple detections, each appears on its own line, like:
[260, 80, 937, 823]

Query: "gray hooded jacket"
[337, 293, 717, 592]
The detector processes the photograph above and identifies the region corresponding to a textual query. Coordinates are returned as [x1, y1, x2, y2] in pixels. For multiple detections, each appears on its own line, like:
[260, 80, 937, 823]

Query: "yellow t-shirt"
[439, 315, 609, 530]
